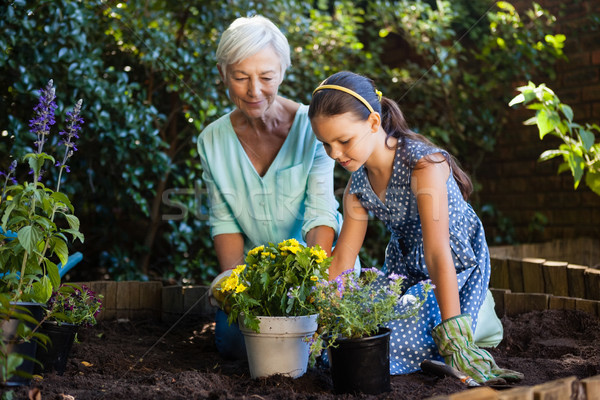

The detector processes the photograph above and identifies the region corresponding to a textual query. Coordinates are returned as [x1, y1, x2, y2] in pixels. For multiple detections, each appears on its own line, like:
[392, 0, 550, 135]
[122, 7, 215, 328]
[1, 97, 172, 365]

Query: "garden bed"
[6, 308, 600, 399]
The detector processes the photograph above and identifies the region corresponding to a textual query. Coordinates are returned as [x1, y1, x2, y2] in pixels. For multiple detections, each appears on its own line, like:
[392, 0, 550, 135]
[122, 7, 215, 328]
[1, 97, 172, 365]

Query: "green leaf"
[50, 236, 69, 268]
[578, 129, 595, 152]
[17, 226, 43, 255]
[31, 275, 53, 303]
[536, 109, 557, 138]
[65, 214, 80, 231]
[538, 149, 564, 162]
[585, 171, 600, 196]
[45, 259, 60, 289]
[560, 104, 573, 122]
[566, 153, 584, 188]
[51, 191, 74, 212]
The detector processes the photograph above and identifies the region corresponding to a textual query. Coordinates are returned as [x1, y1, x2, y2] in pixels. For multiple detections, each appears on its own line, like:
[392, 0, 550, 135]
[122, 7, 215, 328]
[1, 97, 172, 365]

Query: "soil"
[5, 309, 600, 400]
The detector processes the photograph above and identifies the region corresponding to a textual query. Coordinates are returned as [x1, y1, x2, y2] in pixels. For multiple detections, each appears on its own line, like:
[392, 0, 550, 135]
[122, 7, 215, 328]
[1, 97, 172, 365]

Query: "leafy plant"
[0, 294, 47, 386]
[44, 283, 103, 327]
[306, 268, 431, 363]
[0, 80, 84, 303]
[509, 82, 600, 195]
[219, 239, 330, 333]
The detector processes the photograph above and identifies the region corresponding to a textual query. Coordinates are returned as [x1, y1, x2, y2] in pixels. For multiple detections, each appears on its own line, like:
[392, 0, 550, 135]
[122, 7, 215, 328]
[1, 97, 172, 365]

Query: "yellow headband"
[313, 84, 381, 114]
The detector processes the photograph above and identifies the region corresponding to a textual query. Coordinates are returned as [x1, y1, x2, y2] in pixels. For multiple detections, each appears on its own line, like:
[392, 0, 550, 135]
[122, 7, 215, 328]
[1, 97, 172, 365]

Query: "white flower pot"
[239, 314, 318, 379]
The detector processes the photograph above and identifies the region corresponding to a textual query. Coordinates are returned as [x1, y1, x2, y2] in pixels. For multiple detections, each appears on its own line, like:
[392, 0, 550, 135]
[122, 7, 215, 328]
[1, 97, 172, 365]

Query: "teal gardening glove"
[431, 314, 524, 384]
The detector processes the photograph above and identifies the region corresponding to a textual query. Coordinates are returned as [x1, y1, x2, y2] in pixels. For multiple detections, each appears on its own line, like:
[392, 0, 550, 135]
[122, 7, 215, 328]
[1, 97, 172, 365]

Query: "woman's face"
[311, 112, 377, 172]
[222, 46, 283, 119]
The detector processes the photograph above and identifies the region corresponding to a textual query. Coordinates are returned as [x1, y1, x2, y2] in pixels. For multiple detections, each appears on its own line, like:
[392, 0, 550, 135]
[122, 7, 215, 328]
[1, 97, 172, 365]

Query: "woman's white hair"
[216, 15, 291, 80]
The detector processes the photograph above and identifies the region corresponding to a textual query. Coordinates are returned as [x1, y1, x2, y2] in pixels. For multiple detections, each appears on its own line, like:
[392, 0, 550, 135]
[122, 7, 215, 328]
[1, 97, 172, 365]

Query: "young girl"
[308, 71, 523, 384]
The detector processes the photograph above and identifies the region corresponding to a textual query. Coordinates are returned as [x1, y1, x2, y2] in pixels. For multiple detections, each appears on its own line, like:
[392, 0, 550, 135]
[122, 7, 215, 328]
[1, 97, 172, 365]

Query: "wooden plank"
[575, 299, 599, 318]
[497, 385, 533, 400]
[490, 257, 510, 290]
[581, 375, 600, 400]
[542, 261, 569, 297]
[103, 281, 117, 321]
[183, 285, 216, 317]
[504, 293, 549, 316]
[127, 281, 141, 320]
[490, 288, 510, 317]
[566, 264, 588, 299]
[520, 258, 545, 294]
[548, 296, 577, 311]
[439, 387, 498, 399]
[139, 281, 162, 319]
[115, 281, 130, 319]
[584, 268, 600, 301]
[532, 376, 578, 400]
[161, 285, 184, 323]
[507, 258, 524, 293]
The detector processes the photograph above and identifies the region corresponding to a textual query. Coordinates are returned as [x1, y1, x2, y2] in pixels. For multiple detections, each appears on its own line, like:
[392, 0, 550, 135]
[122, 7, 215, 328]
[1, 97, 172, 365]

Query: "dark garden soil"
[6, 309, 600, 400]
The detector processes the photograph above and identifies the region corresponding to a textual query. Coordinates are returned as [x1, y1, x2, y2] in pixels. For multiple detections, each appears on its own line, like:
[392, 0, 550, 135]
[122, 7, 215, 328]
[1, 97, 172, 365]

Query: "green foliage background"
[0, 0, 566, 283]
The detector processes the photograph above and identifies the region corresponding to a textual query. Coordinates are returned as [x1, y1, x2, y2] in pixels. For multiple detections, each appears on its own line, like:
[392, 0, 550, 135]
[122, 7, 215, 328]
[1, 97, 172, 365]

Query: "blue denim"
[214, 309, 247, 360]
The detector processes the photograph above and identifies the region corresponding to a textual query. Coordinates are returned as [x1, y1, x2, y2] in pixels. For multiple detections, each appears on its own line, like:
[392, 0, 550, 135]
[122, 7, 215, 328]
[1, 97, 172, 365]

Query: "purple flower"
[1, 161, 18, 188]
[363, 267, 384, 277]
[29, 80, 57, 154]
[388, 272, 405, 281]
[56, 99, 83, 174]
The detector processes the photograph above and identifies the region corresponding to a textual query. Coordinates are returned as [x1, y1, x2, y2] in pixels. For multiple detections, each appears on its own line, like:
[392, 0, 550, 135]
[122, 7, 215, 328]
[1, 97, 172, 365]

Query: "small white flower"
[400, 294, 417, 308]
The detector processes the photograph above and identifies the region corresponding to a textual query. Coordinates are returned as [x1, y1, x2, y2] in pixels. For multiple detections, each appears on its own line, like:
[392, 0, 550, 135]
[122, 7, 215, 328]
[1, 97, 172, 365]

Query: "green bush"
[0, 0, 566, 281]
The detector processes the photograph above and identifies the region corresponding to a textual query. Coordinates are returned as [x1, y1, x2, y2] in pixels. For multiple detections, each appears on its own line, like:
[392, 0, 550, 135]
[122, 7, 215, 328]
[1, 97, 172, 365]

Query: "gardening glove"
[431, 313, 524, 384]
[209, 269, 233, 313]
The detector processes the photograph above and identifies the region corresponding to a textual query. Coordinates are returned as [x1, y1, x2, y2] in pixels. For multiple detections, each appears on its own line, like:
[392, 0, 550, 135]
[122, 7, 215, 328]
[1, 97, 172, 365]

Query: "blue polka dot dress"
[349, 138, 491, 375]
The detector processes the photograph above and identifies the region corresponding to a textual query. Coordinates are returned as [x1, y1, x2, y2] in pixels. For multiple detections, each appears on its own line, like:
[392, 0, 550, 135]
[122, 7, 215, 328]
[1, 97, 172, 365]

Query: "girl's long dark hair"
[309, 71, 473, 200]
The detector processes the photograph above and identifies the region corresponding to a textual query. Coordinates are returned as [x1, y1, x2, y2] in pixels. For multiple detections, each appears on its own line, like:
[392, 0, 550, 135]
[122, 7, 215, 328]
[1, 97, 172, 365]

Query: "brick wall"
[477, 0, 600, 243]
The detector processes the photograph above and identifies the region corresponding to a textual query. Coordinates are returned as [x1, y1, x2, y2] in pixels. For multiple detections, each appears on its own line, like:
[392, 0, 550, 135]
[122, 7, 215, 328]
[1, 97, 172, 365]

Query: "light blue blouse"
[197, 104, 342, 254]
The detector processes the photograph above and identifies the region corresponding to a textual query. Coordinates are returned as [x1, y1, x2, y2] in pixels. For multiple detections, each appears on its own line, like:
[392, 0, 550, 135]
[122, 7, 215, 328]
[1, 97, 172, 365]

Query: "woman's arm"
[305, 225, 335, 256]
[329, 180, 368, 280]
[411, 154, 460, 321]
[213, 233, 245, 272]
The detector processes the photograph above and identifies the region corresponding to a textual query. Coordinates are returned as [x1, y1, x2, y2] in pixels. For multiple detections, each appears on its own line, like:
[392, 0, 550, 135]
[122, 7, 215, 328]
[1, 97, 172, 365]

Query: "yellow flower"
[247, 245, 264, 257]
[270, 254, 276, 259]
[278, 238, 299, 249]
[222, 274, 239, 292]
[235, 283, 247, 293]
[233, 264, 246, 275]
[310, 275, 318, 281]
[310, 248, 327, 263]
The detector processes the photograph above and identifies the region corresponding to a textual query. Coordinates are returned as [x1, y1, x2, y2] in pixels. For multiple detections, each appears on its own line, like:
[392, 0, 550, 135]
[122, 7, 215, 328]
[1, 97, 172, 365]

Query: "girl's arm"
[411, 154, 461, 321]
[329, 179, 368, 280]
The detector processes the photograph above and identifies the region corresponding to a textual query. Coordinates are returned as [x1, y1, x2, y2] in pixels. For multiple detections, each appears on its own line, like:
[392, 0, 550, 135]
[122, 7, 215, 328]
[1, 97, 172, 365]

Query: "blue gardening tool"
[1, 228, 83, 278]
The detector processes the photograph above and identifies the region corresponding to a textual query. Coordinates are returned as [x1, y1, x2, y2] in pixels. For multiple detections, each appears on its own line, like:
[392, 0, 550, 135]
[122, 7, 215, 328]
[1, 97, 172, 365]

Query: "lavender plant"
[0, 80, 84, 304]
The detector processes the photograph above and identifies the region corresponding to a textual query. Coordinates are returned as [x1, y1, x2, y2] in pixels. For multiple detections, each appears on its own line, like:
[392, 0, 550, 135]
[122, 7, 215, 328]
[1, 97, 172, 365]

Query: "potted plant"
[308, 268, 433, 395]
[34, 283, 103, 375]
[218, 239, 330, 379]
[0, 79, 84, 385]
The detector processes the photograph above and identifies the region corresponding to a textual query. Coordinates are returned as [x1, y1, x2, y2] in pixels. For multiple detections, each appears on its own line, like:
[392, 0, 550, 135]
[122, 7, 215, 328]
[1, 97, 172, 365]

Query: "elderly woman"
[198, 15, 351, 359]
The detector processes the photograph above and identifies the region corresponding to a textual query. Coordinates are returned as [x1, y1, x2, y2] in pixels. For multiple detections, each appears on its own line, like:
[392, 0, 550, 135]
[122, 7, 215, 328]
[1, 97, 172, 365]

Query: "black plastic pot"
[1, 302, 44, 386]
[327, 327, 391, 395]
[34, 321, 78, 375]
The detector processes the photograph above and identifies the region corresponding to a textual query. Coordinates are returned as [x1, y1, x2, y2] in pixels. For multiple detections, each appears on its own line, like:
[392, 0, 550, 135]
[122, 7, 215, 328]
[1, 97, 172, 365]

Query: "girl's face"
[221, 46, 283, 120]
[311, 112, 378, 172]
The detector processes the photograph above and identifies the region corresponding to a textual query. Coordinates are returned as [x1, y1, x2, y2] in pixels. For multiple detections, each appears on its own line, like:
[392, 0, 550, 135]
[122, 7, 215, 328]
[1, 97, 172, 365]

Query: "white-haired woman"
[198, 15, 354, 359]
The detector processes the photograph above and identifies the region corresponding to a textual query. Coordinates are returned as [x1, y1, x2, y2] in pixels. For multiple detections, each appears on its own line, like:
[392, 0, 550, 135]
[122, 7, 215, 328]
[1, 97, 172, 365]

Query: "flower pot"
[239, 314, 318, 379]
[1, 302, 44, 386]
[34, 321, 78, 375]
[327, 327, 391, 395]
